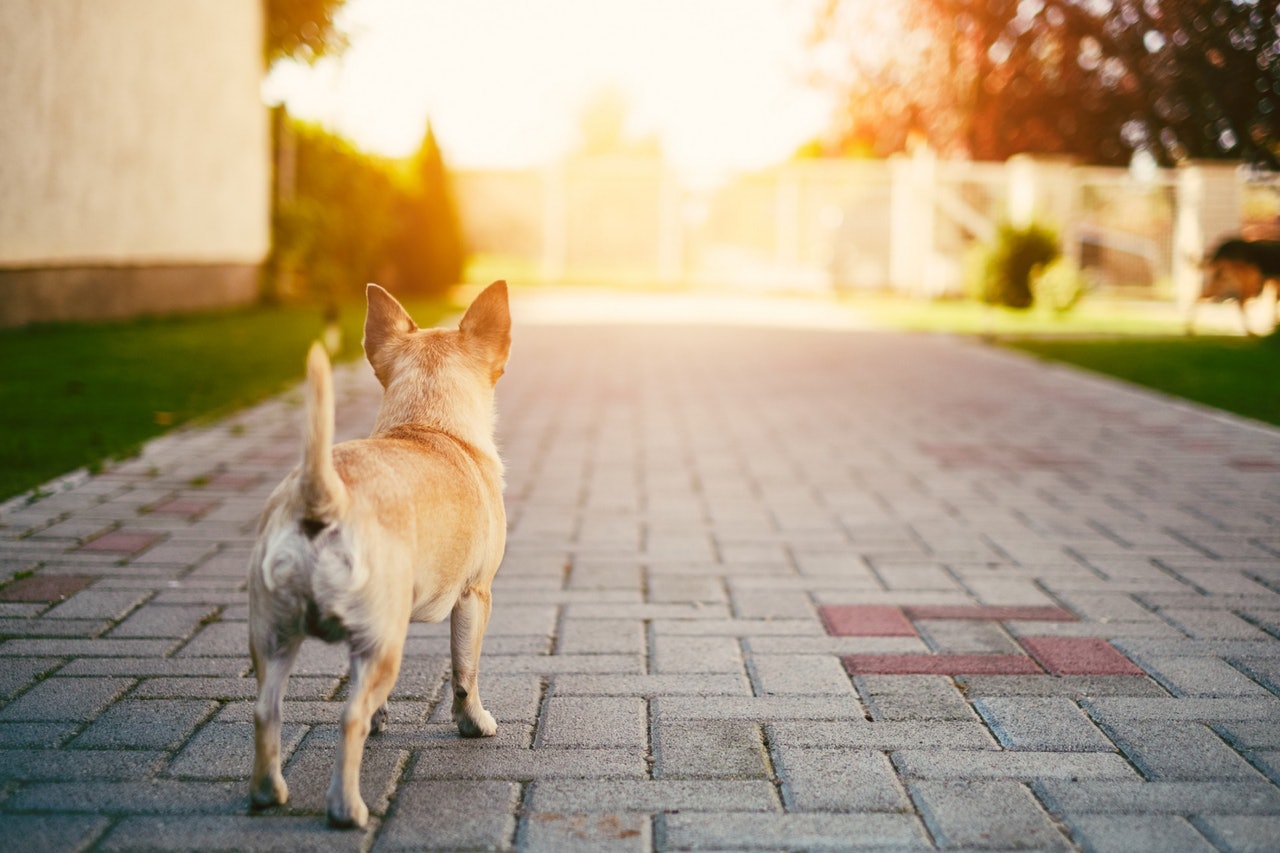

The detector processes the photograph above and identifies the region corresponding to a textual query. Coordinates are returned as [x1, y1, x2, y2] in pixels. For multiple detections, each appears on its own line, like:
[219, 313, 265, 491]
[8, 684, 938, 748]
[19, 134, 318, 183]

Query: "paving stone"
[0, 815, 110, 853]
[0, 657, 61, 699]
[0, 676, 133, 721]
[528, 779, 779, 813]
[167, 721, 306, 780]
[44, 589, 149, 620]
[280, 733, 407, 817]
[0, 748, 165, 781]
[1195, 815, 1280, 853]
[843, 653, 1043, 675]
[654, 696, 868, 722]
[1019, 636, 1144, 675]
[98, 815, 370, 852]
[911, 779, 1068, 849]
[374, 780, 517, 851]
[916, 618, 1025, 654]
[411, 747, 646, 780]
[893, 749, 1137, 781]
[537, 696, 646, 748]
[522, 812, 651, 853]
[550, 674, 751, 696]
[657, 811, 929, 850]
[857, 674, 976, 721]
[748, 654, 855, 696]
[1133, 655, 1275, 698]
[768, 720, 999, 750]
[1066, 814, 1217, 853]
[819, 604, 917, 637]
[0, 721, 79, 748]
[652, 719, 769, 779]
[974, 696, 1115, 751]
[81, 529, 166, 555]
[108, 604, 218, 638]
[1102, 719, 1265, 780]
[1035, 779, 1280, 814]
[69, 698, 217, 748]
[0, 574, 95, 602]
[773, 746, 911, 812]
[556, 617, 645, 655]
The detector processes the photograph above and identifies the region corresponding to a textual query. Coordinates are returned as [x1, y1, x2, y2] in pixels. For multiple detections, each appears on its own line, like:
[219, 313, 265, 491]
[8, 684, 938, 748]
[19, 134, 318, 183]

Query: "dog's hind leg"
[326, 639, 402, 829]
[450, 585, 497, 738]
[250, 632, 302, 811]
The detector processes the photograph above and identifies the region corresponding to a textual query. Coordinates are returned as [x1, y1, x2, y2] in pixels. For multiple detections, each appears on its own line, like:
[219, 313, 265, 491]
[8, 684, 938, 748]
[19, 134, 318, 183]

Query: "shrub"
[968, 221, 1061, 310]
[1033, 258, 1089, 315]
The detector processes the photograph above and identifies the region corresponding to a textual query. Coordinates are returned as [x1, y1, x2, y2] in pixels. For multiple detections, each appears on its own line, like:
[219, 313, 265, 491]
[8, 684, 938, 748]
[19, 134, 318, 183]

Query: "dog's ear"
[459, 281, 511, 380]
[363, 283, 418, 383]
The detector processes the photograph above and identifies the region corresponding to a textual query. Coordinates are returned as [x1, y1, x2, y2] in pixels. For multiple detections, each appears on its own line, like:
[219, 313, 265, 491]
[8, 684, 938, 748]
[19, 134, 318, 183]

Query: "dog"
[1188, 237, 1280, 335]
[248, 281, 511, 828]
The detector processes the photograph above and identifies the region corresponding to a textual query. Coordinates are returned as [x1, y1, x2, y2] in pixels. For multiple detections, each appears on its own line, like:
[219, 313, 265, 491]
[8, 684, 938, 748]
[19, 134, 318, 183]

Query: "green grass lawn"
[0, 297, 453, 503]
[1001, 334, 1280, 428]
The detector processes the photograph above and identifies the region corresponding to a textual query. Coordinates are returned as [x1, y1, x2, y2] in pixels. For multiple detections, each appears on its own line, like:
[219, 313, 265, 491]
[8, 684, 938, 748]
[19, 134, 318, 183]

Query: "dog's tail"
[299, 341, 348, 525]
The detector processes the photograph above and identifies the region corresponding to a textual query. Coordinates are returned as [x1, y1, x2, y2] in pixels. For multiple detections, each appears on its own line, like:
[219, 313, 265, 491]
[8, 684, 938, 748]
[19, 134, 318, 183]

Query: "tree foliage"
[264, 0, 348, 68]
[390, 125, 468, 298]
[810, 0, 1280, 166]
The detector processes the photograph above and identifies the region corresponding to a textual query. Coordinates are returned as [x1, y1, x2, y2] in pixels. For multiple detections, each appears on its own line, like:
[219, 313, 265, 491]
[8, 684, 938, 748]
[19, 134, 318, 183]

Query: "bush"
[266, 111, 467, 306]
[968, 221, 1061, 309]
[1033, 258, 1089, 315]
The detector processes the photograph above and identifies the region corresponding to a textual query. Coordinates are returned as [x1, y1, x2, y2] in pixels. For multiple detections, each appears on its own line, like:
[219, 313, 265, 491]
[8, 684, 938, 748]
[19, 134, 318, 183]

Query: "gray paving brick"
[1195, 815, 1280, 853]
[167, 721, 306, 780]
[427, 673, 542, 724]
[0, 748, 164, 781]
[857, 674, 977, 722]
[0, 657, 61, 699]
[1082, 696, 1280, 723]
[893, 749, 1137, 780]
[557, 617, 645, 655]
[1102, 719, 1265, 780]
[375, 780, 517, 851]
[917, 618, 1024, 654]
[57, 656, 248, 677]
[280, 735, 407, 817]
[652, 719, 768, 779]
[411, 747, 646, 780]
[0, 676, 133, 721]
[1160, 608, 1272, 640]
[4, 779, 246, 813]
[773, 746, 910, 812]
[44, 589, 149, 620]
[1035, 779, 1280, 814]
[550, 673, 751, 696]
[69, 698, 217, 748]
[975, 696, 1116, 751]
[768, 720, 999, 750]
[1134, 655, 1275, 698]
[99, 815, 371, 853]
[657, 811, 929, 850]
[0, 638, 177, 657]
[1066, 815, 1217, 853]
[108, 604, 217, 638]
[537, 696, 646, 748]
[0, 815, 110, 853]
[748, 654, 855, 696]
[728, 587, 816, 619]
[528, 779, 779, 813]
[654, 696, 869, 722]
[0, 721, 79, 747]
[1216, 721, 1280, 749]
[647, 574, 726, 604]
[650, 634, 744, 674]
[911, 779, 1069, 850]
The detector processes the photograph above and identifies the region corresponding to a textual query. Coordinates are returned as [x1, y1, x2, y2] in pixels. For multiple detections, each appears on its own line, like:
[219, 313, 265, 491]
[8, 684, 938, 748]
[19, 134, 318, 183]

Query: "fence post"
[1173, 160, 1242, 310]
[1007, 154, 1078, 266]
[889, 149, 935, 294]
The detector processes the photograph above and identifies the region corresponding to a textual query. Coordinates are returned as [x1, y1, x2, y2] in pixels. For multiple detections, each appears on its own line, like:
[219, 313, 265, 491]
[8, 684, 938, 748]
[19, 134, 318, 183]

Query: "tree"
[264, 0, 348, 68]
[809, 0, 1280, 167]
[389, 124, 468, 297]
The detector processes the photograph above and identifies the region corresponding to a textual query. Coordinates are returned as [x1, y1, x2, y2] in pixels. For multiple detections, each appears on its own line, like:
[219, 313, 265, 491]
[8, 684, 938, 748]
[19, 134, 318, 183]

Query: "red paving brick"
[903, 605, 1077, 622]
[81, 530, 165, 555]
[1018, 636, 1144, 676]
[819, 605, 918, 637]
[0, 575, 95, 602]
[841, 654, 1044, 675]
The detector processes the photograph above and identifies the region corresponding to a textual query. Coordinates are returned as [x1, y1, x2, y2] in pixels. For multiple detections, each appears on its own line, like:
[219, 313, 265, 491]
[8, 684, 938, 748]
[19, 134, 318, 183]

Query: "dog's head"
[362, 280, 511, 394]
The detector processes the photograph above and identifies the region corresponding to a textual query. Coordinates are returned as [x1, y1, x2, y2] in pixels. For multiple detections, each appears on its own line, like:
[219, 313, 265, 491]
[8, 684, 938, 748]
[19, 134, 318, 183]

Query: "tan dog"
[248, 281, 510, 828]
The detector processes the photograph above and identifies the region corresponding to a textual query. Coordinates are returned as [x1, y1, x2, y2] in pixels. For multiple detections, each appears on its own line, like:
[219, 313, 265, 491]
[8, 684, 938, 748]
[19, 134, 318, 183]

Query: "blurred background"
[3, 0, 1278, 325]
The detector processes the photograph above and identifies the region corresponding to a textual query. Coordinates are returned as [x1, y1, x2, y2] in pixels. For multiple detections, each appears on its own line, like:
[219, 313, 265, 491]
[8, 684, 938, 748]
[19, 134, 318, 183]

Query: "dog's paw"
[249, 774, 288, 811]
[456, 707, 497, 738]
[327, 796, 369, 830]
[370, 703, 389, 735]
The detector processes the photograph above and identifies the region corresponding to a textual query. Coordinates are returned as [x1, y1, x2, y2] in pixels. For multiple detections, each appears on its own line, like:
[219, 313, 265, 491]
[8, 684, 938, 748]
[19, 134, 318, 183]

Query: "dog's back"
[1211, 238, 1280, 278]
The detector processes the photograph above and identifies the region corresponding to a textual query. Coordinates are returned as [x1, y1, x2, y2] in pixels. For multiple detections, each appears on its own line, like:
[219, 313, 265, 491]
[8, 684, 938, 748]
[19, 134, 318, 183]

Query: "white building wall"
[0, 0, 269, 322]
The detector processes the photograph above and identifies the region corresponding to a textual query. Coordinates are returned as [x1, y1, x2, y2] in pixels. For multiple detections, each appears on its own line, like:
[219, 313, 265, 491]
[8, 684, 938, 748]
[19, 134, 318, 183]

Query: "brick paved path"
[2, 304, 1280, 851]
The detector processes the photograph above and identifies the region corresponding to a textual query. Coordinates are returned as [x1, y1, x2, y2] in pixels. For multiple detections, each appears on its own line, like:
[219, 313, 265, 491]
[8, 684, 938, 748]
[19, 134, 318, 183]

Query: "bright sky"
[261, 0, 835, 178]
